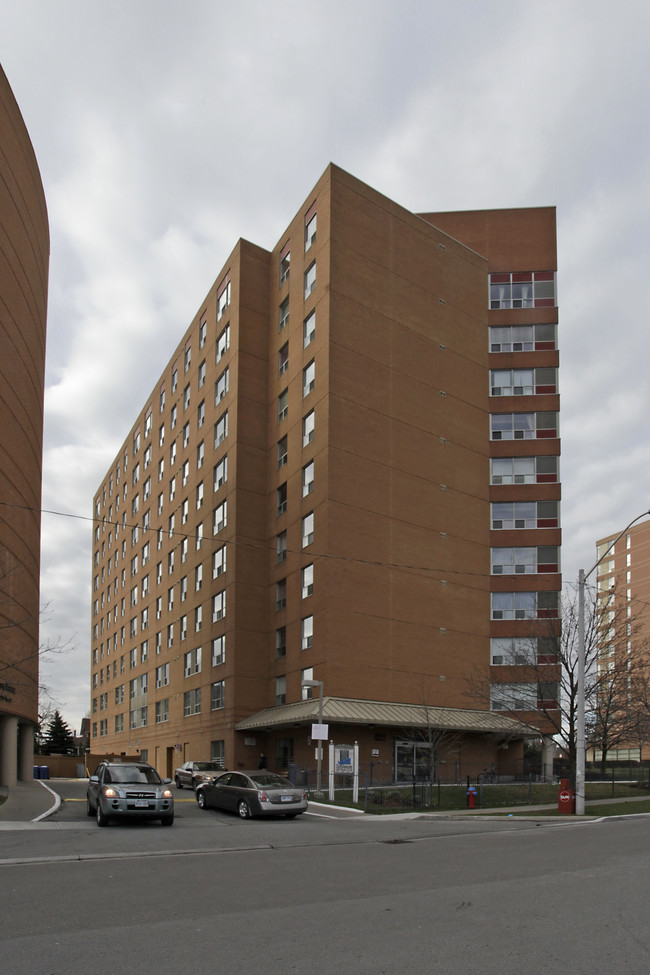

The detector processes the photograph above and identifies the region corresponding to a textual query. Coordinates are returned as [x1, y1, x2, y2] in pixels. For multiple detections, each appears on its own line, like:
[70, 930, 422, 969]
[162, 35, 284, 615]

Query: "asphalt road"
[2, 779, 650, 975]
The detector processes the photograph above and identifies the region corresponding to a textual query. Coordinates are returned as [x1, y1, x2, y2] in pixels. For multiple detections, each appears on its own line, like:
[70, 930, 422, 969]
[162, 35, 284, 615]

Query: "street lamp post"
[301, 678, 324, 795]
[576, 509, 650, 815]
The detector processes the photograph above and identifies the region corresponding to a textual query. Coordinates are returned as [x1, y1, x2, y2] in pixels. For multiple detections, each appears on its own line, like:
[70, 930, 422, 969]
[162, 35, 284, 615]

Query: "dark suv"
[87, 761, 174, 827]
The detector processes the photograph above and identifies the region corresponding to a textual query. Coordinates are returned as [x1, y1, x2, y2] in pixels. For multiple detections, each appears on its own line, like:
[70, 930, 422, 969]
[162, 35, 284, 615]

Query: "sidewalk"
[0, 779, 60, 823]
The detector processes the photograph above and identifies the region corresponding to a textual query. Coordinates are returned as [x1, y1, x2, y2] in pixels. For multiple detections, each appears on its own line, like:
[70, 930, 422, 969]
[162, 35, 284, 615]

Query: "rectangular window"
[304, 261, 316, 299]
[194, 605, 203, 632]
[155, 662, 169, 688]
[301, 667, 314, 699]
[302, 461, 314, 497]
[275, 626, 286, 658]
[217, 278, 231, 321]
[215, 366, 229, 404]
[213, 544, 227, 578]
[183, 384, 191, 411]
[216, 324, 230, 362]
[302, 409, 315, 446]
[214, 455, 228, 491]
[196, 481, 204, 509]
[199, 319, 207, 348]
[305, 208, 317, 251]
[276, 531, 287, 563]
[276, 579, 286, 611]
[302, 512, 314, 548]
[197, 400, 205, 429]
[155, 699, 169, 723]
[198, 359, 206, 388]
[301, 563, 313, 598]
[197, 440, 205, 469]
[184, 646, 201, 677]
[280, 244, 290, 285]
[277, 435, 288, 469]
[301, 615, 313, 649]
[183, 687, 201, 716]
[214, 411, 228, 447]
[211, 680, 225, 710]
[303, 360, 315, 397]
[212, 589, 226, 622]
[303, 310, 315, 348]
[195, 563, 203, 591]
[278, 388, 288, 422]
[278, 296, 289, 332]
[213, 500, 227, 534]
[278, 342, 289, 376]
[184, 341, 191, 373]
[277, 483, 287, 516]
[211, 635, 226, 667]
[275, 675, 286, 705]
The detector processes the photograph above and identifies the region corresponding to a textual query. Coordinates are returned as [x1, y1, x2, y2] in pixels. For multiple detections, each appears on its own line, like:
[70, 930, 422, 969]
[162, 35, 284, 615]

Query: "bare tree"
[466, 583, 650, 787]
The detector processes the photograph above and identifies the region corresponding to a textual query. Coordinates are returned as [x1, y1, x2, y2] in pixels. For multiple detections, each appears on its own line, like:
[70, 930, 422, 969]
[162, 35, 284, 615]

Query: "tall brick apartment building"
[0, 64, 49, 787]
[90, 165, 561, 782]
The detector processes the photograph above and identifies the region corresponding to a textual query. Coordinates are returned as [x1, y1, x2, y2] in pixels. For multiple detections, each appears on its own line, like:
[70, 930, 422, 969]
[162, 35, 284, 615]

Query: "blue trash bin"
[33, 765, 41, 779]
[39, 766, 49, 780]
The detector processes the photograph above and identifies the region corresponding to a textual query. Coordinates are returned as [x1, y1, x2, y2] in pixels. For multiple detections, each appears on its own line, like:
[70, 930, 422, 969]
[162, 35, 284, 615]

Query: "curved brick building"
[0, 64, 49, 786]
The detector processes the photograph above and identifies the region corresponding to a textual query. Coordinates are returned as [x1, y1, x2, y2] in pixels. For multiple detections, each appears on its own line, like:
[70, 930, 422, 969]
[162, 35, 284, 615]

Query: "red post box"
[558, 778, 575, 814]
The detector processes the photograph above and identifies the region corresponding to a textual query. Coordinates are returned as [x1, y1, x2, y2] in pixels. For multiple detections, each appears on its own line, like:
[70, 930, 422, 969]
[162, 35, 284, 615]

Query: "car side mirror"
[89, 775, 99, 783]
[163, 777, 172, 784]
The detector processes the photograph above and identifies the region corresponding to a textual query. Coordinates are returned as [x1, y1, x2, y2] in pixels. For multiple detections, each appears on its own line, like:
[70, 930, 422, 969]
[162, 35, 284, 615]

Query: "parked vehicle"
[174, 760, 225, 790]
[87, 761, 174, 827]
[196, 770, 308, 819]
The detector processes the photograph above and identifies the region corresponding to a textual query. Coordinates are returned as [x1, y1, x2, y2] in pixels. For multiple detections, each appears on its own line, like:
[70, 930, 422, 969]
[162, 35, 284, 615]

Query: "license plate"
[134, 799, 149, 808]
[281, 795, 293, 803]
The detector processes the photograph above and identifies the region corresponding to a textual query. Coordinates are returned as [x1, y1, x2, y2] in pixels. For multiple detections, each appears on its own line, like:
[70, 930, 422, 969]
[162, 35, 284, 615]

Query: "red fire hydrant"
[467, 785, 477, 809]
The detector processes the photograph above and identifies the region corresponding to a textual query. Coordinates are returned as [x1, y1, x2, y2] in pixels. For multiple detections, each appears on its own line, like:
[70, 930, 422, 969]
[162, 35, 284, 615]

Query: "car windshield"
[250, 774, 296, 789]
[106, 765, 162, 785]
[194, 762, 223, 771]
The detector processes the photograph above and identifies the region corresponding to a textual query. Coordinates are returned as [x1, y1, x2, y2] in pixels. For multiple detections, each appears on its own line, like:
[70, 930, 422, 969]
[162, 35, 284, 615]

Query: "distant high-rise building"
[593, 520, 650, 762]
[90, 165, 560, 782]
[0, 64, 49, 786]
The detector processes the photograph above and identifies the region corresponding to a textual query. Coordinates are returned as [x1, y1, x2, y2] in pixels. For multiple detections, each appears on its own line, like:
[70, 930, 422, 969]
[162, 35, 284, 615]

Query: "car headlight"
[103, 787, 120, 798]
[162, 788, 173, 798]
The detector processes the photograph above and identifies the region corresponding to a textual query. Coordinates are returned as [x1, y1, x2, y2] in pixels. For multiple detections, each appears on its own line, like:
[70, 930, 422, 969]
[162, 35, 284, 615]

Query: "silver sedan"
[196, 770, 308, 818]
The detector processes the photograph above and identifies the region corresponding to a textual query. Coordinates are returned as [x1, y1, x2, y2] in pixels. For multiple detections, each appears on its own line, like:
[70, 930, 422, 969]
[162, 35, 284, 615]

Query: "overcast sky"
[3, 0, 650, 734]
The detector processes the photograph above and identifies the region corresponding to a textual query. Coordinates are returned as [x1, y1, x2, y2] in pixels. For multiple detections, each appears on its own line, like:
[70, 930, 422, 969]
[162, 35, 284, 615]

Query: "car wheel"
[175, 776, 183, 789]
[86, 796, 94, 817]
[96, 802, 110, 827]
[160, 813, 174, 827]
[197, 790, 207, 809]
[237, 799, 251, 819]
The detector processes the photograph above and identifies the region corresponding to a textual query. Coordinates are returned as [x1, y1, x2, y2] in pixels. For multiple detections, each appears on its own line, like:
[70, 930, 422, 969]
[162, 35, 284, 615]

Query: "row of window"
[274, 665, 316, 705]
[491, 546, 560, 575]
[489, 323, 556, 352]
[490, 368, 557, 397]
[490, 412, 558, 440]
[491, 500, 558, 529]
[489, 271, 556, 309]
[278, 208, 317, 288]
[92, 632, 226, 685]
[490, 681, 559, 711]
